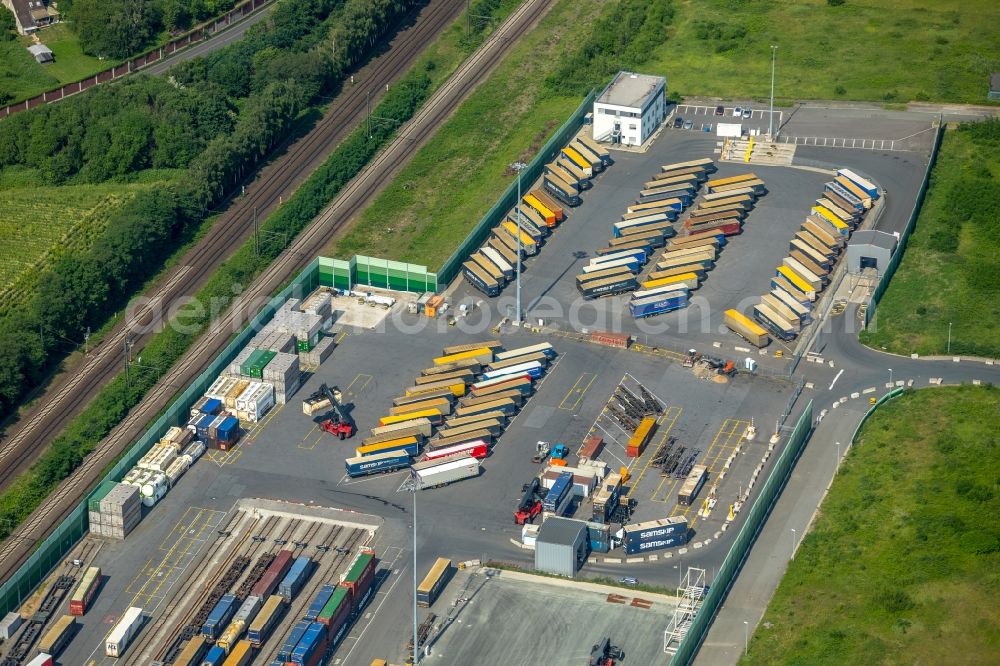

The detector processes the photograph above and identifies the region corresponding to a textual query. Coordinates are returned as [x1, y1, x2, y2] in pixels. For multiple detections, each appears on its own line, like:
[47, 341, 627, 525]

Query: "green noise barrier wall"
[436, 89, 598, 286]
[669, 400, 815, 665]
[0, 259, 324, 615]
[319, 255, 437, 293]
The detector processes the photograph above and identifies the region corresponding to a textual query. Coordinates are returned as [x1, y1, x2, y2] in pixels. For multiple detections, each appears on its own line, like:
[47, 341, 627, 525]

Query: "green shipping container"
[241, 349, 276, 378]
[343, 553, 374, 583]
[297, 339, 313, 352]
[318, 585, 350, 622]
[88, 480, 118, 512]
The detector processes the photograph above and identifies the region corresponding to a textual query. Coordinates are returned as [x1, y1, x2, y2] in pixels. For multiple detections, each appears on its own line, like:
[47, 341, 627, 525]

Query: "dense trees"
[0, 6, 15, 41]
[0, 0, 423, 419]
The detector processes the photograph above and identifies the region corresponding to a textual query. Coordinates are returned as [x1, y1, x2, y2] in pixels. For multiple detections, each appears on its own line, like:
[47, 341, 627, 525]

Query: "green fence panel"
[318, 255, 436, 293]
[865, 124, 945, 328]
[0, 259, 323, 615]
[669, 400, 814, 666]
[436, 89, 599, 285]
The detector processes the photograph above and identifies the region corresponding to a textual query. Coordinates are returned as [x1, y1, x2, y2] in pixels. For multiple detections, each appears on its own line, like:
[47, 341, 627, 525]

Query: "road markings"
[242, 403, 285, 443]
[828, 368, 844, 390]
[344, 373, 373, 398]
[558, 372, 596, 411]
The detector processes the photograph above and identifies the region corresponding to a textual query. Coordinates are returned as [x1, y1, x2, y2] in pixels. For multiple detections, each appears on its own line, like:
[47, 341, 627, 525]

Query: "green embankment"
[745, 385, 1000, 665]
[860, 120, 1000, 358]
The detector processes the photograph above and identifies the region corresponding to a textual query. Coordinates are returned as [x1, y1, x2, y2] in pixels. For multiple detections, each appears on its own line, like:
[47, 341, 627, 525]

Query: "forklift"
[587, 637, 625, 665]
[514, 478, 542, 525]
[314, 384, 355, 440]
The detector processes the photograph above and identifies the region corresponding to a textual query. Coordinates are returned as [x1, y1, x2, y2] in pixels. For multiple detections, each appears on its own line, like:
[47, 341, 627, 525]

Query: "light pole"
[510, 161, 527, 323]
[743, 620, 749, 655]
[768, 45, 778, 139]
[790, 528, 796, 560]
[835, 441, 841, 465]
[408, 473, 419, 664]
[888, 368, 893, 388]
[947, 322, 952, 354]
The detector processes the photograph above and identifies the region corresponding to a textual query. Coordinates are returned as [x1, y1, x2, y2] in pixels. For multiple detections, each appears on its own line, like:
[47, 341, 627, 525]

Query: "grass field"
[0, 180, 154, 309]
[0, 25, 111, 104]
[860, 120, 1000, 358]
[655, 0, 1000, 104]
[744, 385, 1000, 665]
[327, 0, 599, 267]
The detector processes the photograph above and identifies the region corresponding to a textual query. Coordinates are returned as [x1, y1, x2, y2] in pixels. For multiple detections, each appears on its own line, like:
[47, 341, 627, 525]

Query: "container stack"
[263, 352, 301, 405]
[122, 468, 168, 507]
[299, 336, 335, 369]
[88, 482, 140, 540]
[136, 441, 179, 473]
[235, 382, 275, 422]
[618, 516, 690, 555]
[190, 412, 240, 449]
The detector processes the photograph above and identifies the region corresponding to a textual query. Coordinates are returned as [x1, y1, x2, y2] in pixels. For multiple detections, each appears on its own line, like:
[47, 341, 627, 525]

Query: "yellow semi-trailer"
[641, 272, 701, 291]
[404, 379, 466, 398]
[782, 256, 825, 290]
[811, 206, 850, 236]
[507, 211, 544, 241]
[775, 265, 817, 301]
[789, 250, 830, 280]
[761, 293, 801, 328]
[498, 219, 540, 254]
[815, 198, 856, 226]
[433, 347, 495, 368]
[441, 340, 502, 356]
[724, 309, 770, 348]
[570, 139, 604, 173]
[560, 145, 594, 177]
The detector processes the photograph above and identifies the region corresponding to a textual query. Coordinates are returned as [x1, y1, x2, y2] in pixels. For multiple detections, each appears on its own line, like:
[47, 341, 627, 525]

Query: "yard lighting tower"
[510, 161, 528, 323]
[768, 45, 778, 139]
[407, 471, 420, 664]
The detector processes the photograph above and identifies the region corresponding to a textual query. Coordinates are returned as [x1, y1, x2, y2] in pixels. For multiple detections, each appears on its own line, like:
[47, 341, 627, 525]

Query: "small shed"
[534, 517, 588, 577]
[27, 44, 53, 64]
[990, 73, 1000, 102]
[847, 230, 897, 274]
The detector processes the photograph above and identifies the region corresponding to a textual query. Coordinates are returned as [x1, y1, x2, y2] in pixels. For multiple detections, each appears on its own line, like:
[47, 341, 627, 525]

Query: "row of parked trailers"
[345, 342, 557, 489]
[724, 168, 875, 347]
[461, 136, 613, 297]
[574, 158, 718, 302]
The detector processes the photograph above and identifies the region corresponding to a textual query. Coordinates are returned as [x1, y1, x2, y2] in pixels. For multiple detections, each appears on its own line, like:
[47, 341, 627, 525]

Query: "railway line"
[0, 0, 554, 591]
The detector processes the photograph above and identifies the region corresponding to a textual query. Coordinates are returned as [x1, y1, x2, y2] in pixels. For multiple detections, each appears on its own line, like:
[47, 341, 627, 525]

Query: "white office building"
[592, 72, 666, 147]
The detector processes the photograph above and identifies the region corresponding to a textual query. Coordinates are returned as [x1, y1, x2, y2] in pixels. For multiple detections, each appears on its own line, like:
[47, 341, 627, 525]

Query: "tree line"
[0, 0, 423, 420]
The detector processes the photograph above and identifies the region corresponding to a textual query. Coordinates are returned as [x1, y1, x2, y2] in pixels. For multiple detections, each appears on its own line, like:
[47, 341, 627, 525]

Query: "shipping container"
[201, 644, 226, 665]
[69, 566, 101, 615]
[626, 416, 657, 457]
[317, 584, 351, 630]
[417, 558, 452, 608]
[247, 595, 285, 647]
[412, 454, 481, 489]
[590, 331, 631, 349]
[221, 640, 253, 666]
[37, 615, 75, 657]
[340, 548, 377, 607]
[105, 607, 143, 657]
[202, 595, 238, 640]
[172, 635, 207, 666]
[579, 435, 603, 461]
[678, 465, 708, 506]
[24, 655, 53, 666]
[542, 472, 574, 516]
[622, 532, 688, 555]
[276, 620, 310, 662]
[305, 584, 337, 622]
[462, 261, 501, 297]
[724, 309, 770, 348]
[290, 622, 327, 666]
[0, 611, 22, 640]
[278, 557, 313, 601]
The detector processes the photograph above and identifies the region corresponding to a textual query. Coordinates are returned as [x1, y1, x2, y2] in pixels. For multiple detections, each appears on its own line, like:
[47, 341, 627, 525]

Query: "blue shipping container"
[197, 397, 223, 415]
[278, 557, 312, 600]
[291, 622, 326, 664]
[590, 538, 610, 553]
[624, 518, 689, 545]
[202, 594, 238, 639]
[195, 413, 216, 440]
[345, 452, 411, 477]
[201, 644, 226, 666]
[277, 620, 311, 662]
[305, 584, 336, 621]
[216, 416, 239, 442]
[622, 533, 688, 555]
[543, 473, 573, 512]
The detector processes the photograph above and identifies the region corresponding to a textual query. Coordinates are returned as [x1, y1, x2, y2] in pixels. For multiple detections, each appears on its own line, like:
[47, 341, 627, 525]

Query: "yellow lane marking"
[558, 372, 597, 411]
[625, 407, 682, 498]
[681, 419, 747, 525]
[243, 403, 285, 443]
[344, 373, 373, 397]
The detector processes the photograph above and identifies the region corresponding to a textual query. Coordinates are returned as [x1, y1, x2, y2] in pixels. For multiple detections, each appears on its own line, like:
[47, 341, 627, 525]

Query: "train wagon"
[105, 607, 143, 657]
[417, 558, 453, 608]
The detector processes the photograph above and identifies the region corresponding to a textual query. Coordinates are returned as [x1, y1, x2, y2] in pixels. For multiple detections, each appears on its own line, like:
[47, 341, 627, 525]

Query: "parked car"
[683, 120, 694, 130]
[733, 106, 743, 117]
[619, 576, 639, 585]
[673, 116, 684, 129]
[742, 107, 752, 118]
[714, 105, 724, 116]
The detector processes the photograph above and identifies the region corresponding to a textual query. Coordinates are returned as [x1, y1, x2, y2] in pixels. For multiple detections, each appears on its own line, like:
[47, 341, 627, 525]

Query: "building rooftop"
[597, 72, 665, 109]
[537, 517, 586, 545]
[850, 230, 897, 251]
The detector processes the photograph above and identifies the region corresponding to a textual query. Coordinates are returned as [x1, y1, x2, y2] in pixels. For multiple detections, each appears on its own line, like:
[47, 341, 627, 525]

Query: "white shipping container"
[137, 443, 178, 473]
[182, 441, 206, 460]
[206, 376, 239, 401]
[229, 346, 256, 376]
[105, 606, 143, 657]
[164, 457, 191, 487]
[0, 611, 22, 640]
[140, 474, 168, 507]
[241, 383, 275, 423]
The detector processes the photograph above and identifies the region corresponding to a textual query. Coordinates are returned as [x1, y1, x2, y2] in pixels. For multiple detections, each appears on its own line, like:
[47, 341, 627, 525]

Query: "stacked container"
[164, 456, 192, 487]
[224, 379, 250, 411]
[299, 336, 335, 369]
[620, 516, 689, 555]
[240, 350, 277, 379]
[136, 442, 179, 473]
[278, 556, 313, 600]
[263, 352, 301, 405]
[339, 548, 376, 610]
[206, 376, 240, 402]
[234, 382, 275, 423]
[88, 482, 140, 540]
[190, 396, 223, 418]
[250, 327, 297, 354]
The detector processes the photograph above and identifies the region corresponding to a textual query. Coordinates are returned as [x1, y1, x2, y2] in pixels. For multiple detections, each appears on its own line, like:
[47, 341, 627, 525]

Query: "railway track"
[0, 0, 554, 588]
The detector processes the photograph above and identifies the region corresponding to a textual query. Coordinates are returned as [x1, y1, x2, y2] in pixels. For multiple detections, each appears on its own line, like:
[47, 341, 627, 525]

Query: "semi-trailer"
[795, 230, 837, 259]
[579, 274, 640, 299]
[345, 451, 412, 477]
[646, 264, 709, 282]
[469, 375, 533, 397]
[656, 252, 715, 272]
[481, 361, 544, 381]
[608, 228, 667, 248]
[724, 309, 770, 347]
[666, 235, 720, 253]
[618, 221, 674, 240]
[789, 239, 831, 269]
[417, 558, 453, 608]
[789, 250, 830, 280]
[580, 257, 639, 274]
[753, 302, 798, 341]
[570, 139, 604, 173]
[776, 265, 817, 300]
[462, 261, 501, 297]
[703, 186, 755, 202]
[550, 158, 590, 189]
[660, 158, 715, 174]
[771, 275, 814, 304]
[782, 256, 824, 291]
[771, 287, 812, 319]
[760, 293, 801, 328]
[705, 173, 756, 191]
[711, 177, 766, 195]
[412, 453, 481, 489]
[698, 193, 753, 209]
[428, 429, 495, 451]
[629, 292, 689, 318]
[643, 173, 701, 190]
[622, 206, 678, 221]
[596, 239, 653, 256]
[837, 168, 878, 198]
[678, 465, 708, 505]
[530, 188, 566, 220]
[491, 231, 526, 261]
[368, 418, 433, 440]
[498, 222, 539, 255]
[389, 397, 452, 417]
[354, 436, 420, 458]
[560, 145, 594, 177]
[522, 194, 557, 227]
[622, 517, 689, 544]
[803, 216, 844, 247]
[470, 251, 507, 283]
[105, 607, 143, 657]
[576, 135, 612, 167]
[812, 206, 850, 236]
[642, 272, 701, 291]
[424, 439, 489, 461]
[413, 368, 473, 386]
[683, 219, 742, 237]
[434, 418, 504, 440]
[613, 213, 673, 237]
[544, 172, 583, 206]
[454, 397, 519, 419]
[658, 243, 719, 263]
[443, 410, 508, 428]
[638, 186, 695, 205]
[487, 352, 550, 371]
[628, 197, 684, 214]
